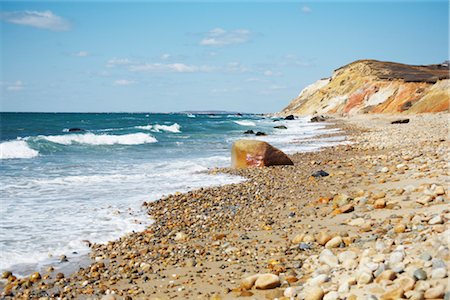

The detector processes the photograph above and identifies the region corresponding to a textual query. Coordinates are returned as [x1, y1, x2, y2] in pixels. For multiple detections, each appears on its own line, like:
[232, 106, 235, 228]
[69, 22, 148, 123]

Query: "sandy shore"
[1, 113, 448, 300]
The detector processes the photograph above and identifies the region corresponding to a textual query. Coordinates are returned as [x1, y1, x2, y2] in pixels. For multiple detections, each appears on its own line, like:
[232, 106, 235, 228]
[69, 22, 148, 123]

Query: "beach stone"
[174, 232, 188, 241]
[339, 203, 354, 213]
[325, 236, 342, 248]
[319, 250, 339, 268]
[375, 270, 397, 283]
[255, 274, 281, 290]
[381, 287, 405, 300]
[303, 234, 315, 243]
[241, 274, 260, 290]
[231, 140, 293, 168]
[317, 231, 333, 246]
[338, 251, 357, 263]
[396, 275, 415, 292]
[333, 194, 350, 207]
[323, 291, 339, 300]
[2, 271, 12, 279]
[415, 281, 431, 292]
[413, 269, 427, 281]
[374, 199, 386, 209]
[394, 223, 406, 233]
[432, 258, 446, 269]
[424, 285, 445, 299]
[284, 286, 302, 298]
[309, 274, 330, 286]
[430, 268, 446, 279]
[343, 258, 358, 270]
[389, 251, 404, 265]
[357, 272, 373, 284]
[101, 295, 116, 300]
[434, 186, 445, 195]
[29, 272, 41, 283]
[416, 196, 433, 205]
[292, 234, 305, 244]
[304, 286, 324, 300]
[405, 291, 424, 300]
[428, 215, 443, 225]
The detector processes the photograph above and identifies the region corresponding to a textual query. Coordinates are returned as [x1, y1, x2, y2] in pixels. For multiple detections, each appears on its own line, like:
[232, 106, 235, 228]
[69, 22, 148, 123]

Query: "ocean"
[0, 112, 344, 275]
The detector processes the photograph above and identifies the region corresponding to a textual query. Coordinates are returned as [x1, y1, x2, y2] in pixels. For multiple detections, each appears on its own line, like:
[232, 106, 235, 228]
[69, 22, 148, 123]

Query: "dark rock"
[274, 125, 287, 129]
[255, 132, 267, 136]
[298, 243, 312, 250]
[285, 115, 295, 120]
[391, 119, 410, 124]
[312, 170, 329, 178]
[400, 101, 413, 111]
[310, 115, 327, 122]
[243, 130, 255, 134]
[68, 128, 85, 132]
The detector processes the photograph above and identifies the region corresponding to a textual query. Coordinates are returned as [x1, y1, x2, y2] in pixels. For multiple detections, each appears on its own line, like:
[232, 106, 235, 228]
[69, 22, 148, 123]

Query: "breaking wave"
[0, 140, 39, 159]
[36, 133, 158, 145]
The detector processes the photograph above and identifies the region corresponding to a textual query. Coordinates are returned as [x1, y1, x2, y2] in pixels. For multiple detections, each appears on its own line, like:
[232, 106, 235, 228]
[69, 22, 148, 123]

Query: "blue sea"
[0, 112, 344, 275]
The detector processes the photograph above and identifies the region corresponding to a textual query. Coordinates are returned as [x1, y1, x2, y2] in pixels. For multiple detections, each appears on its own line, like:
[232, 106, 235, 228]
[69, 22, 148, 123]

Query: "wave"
[187, 114, 195, 118]
[0, 140, 39, 159]
[234, 120, 256, 126]
[135, 123, 181, 133]
[37, 133, 157, 146]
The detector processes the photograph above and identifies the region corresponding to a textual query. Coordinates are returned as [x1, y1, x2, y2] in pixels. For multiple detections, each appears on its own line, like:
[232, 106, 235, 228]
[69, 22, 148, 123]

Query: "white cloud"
[302, 6, 312, 13]
[74, 51, 89, 57]
[114, 79, 135, 86]
[160, 53, 171, 60]
[200, 28, 252, 47]
[4, 81, 25, 92]
[1, 10, 70, 31]
[260, 85, 287, 94]
[226, 62, 249, 73]
[263, 70, 282, 77]
[106, 58, 133, 68]
[129, 63, 215, 73]
[245, 77, 268, 83]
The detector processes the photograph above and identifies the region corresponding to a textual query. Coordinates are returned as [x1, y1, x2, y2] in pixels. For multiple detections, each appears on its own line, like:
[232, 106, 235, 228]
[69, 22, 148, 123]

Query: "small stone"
[55, 272, 65, 280]
[239, 290, 254, 297]
[357, 272, 373, 284]
[416, 196, 433, 205]
[380, 167, 389, 173]
[340, 204, 354, 213]
[338, 251, 357, 263]
[284, 286, 302, 298]
[101, 295, 116, 300]
[309, 274, 329, 286]
[434, 186, 445, 195]
[241, 274, 260, 290]
[432, 258, 446, 269]
[381, 287, 405, 300]
[424, 285, 445, 299]
[374, 199, 386, 209]
[389, 251, 404, 265]
[292, 234, 305, 244]
[2, 271, 12, 279]
[323, 291, 339, 300]
[316, 231, 332, 246]
[304, 286, 324, 300]
[319, 251, 339, 268]
[29, 272, 41, 283]
[59, 255, 68, 262]
[413, 269, 427, 281]
[394, 223, 406, 233]
[325, 236, 342, 248]
[405, 291, 424, 300]
[375, 270, 397, 283]
[174, 232, 188, 241]
[428, 215, 443, 225]
[254, 274, 281, 290]
[395, 275, 415, 292]
[430, 268, 446, 279]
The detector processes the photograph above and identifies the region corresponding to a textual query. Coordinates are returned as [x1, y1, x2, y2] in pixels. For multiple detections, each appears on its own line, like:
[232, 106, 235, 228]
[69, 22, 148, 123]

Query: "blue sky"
[1, 1, 448, 113]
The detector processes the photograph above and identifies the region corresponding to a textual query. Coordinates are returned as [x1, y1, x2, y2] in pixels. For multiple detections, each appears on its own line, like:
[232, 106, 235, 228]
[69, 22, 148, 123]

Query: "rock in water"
[255, 131, 267, 136]
[231, 140, 294, 168]
[274, 125, 287, 129]
[285, 115, 295, 120]
[310, 115, 327, 122]
[68, 127, 85, 132]
[243, 130, 255, 134]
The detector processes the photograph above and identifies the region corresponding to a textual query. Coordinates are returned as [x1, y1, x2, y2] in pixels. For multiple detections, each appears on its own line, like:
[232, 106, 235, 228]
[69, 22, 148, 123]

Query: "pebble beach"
[1, 113, 448, 300]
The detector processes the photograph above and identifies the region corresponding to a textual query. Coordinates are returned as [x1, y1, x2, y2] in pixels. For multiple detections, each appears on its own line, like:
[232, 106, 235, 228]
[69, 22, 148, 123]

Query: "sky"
[1, 1, 448, 113]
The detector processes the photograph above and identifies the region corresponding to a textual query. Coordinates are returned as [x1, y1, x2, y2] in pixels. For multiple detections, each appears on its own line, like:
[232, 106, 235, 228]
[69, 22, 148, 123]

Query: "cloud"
[74, 51, 89, 57]
[260, 85, 287, 94]
[200, 28, 252, 47]
[114, 79, 135, 86]
[160, 53, 171, 60]
[129, 63, 215, 73]
[0, 10, 70, 31]
[281, 54, 315, 67]
[263, 70, 282, 77]
[106, 58, 133, 68]
[226, 62, 249, 73]
[4, 81, 25, 92]
[301, 6, 312, 13]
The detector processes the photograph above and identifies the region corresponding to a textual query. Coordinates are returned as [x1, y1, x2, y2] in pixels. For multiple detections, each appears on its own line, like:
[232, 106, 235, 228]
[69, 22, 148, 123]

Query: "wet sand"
[1, 113, 448, 299]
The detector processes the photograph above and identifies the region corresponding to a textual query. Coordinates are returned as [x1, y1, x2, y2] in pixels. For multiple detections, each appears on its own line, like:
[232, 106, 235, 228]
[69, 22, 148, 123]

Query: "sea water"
[0, 112, 344, 275]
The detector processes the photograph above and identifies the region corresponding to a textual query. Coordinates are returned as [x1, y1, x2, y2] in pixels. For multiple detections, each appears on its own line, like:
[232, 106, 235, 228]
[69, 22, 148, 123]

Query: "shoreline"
[2, 113, 448, 299]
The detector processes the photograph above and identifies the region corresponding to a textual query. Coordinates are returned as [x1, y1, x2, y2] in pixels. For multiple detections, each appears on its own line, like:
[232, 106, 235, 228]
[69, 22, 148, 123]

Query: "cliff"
[282, 60, 450, 115]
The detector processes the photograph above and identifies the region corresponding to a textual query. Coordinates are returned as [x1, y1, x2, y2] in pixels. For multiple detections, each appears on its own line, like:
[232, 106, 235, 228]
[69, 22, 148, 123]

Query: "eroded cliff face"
[282, 60, 449, 115]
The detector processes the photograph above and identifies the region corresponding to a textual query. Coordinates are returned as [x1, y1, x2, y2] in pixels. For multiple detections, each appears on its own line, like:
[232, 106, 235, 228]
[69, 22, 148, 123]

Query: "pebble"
[254, 274, 280, 290]
[101, 295, 116, 300]
[424, 285, 445, 299]
[381, 287, 405, 300]
[394, 223, 406, 233]
[404, 291, 424, 300]
[375, 270, 397, 283]
[374, 199, 386, 209]
[389, 251, 404, 265]
[309, 274, 330, 286]
[317, 231, 333, 246]
[325, 236, 342, 248]
[428, 215, 443, 225]
[241, 274, 259, 290]
[357, 272, 373, 284]
[304, 286, 325, 300]
[430, 268, 446, 279]
[323, 291, 339, 300]
[292, 233, 305, 244]
[413, 269, 427, 281]
[338, 251, 357, 263]
[284, 286, 302, 298]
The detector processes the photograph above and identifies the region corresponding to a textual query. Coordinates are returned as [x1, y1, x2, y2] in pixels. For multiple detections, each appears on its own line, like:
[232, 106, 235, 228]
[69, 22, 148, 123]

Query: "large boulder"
[231, 140, 294, 168]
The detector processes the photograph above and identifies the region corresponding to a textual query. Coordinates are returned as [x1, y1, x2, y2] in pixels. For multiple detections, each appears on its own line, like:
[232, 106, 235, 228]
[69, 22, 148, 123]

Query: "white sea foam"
[38, 133, 157, 145]
[187, 114, 196, 118]
[234, 120, 256, 126]
[0, 140, 39, 159]
[135, 123, 181, 133]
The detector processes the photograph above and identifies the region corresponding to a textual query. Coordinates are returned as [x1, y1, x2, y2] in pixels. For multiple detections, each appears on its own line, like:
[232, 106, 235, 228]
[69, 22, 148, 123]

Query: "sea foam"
[38, 133, 157, 145]
[0, 140, 39, 159]
[135, 123, 181, 133]
[234, 120, 256, 126]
